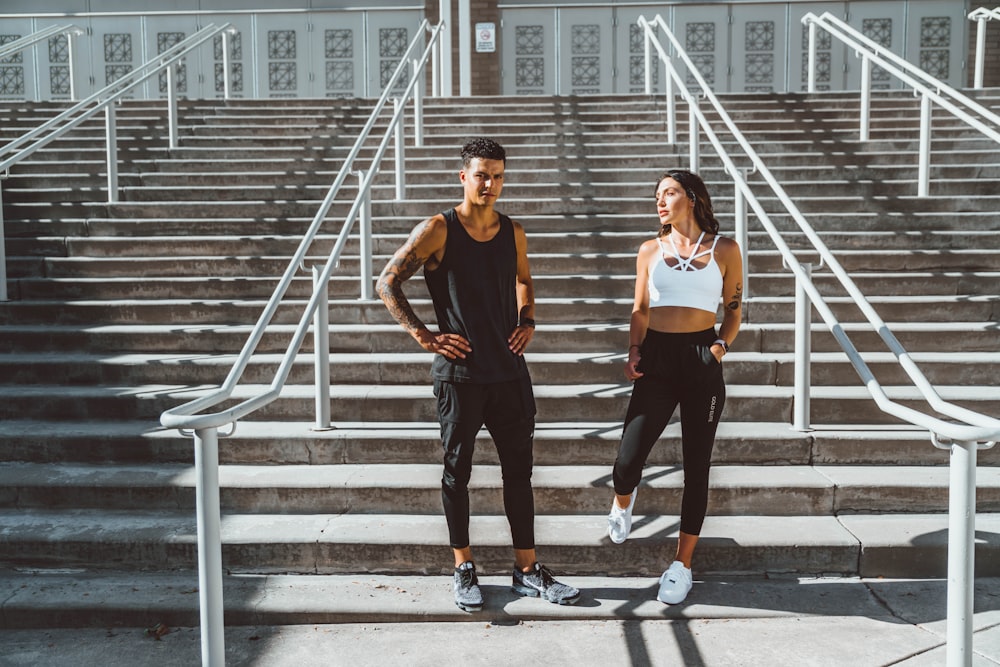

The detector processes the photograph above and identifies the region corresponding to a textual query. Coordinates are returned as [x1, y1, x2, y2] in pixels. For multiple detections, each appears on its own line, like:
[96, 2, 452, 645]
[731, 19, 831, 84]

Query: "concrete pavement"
[1, 571, 999, 665]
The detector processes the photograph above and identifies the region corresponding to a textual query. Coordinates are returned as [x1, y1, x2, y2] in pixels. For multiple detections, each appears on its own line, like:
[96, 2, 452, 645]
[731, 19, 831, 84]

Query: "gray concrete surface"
[1, 572, 999, 665]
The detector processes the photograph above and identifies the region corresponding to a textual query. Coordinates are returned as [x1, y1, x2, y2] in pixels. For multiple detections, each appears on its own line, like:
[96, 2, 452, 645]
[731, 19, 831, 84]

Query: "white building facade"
[0, 0, 988, 101]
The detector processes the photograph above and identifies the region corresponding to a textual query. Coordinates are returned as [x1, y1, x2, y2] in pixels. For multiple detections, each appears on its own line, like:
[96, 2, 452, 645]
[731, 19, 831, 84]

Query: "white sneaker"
[607, 489, 637, 544]
[657, 560, 692, 604]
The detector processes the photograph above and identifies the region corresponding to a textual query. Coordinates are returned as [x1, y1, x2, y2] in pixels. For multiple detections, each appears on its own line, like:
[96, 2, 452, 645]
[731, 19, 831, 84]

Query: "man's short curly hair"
[461, 137, 506, 166]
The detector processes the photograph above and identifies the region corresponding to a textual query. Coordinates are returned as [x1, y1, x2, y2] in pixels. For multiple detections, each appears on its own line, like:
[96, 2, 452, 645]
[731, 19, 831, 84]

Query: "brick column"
[424, 0, 501, 95]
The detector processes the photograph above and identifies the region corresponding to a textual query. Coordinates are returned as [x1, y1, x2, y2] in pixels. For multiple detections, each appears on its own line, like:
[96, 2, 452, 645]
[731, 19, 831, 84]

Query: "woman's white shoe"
[607, 489, 637, 544]
[657, 560, 692, 604]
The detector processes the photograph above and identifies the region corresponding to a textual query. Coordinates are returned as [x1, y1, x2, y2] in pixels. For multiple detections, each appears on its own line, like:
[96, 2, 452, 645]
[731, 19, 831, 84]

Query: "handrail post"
[394, 98, 406, 200]
[807, 21, 817, 93]
[412, 57, 424, 148]
[167, 64, 179, 150]
[105, 103, 120, 203]
[945, 439, 977, 667]
[974, 16, 987, 89]
[32, 36, 41, 103]
[859, 55, 872, 142]
[688, 103, 699, 172]
[918, 93, 932, 197]
[457, 0, 471, 95]
[665, 61, 676, 144]
[312, 265, 332, 430]
[643, 28, 653, 95]
[431, 25, 441, 97]
[0, 185, 8, 301]
[193, 426, 225, 667]
[793, 262, 813, 431]
[358, 170, 374, 301]
[733, 171, 750, 298]
[222, 29, 233, 100]
[439, 0, 452, 96]
[67, 30, 81, 101]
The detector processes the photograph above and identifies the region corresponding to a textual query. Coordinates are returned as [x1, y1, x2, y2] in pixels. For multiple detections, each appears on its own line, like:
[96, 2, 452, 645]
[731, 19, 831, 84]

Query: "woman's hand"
[624, 348, 644, 381]
[710, 342, 726, 363]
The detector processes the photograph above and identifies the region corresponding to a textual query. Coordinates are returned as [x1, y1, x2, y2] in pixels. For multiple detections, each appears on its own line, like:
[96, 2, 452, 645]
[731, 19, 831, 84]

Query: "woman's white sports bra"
[647, 231, 724, 313]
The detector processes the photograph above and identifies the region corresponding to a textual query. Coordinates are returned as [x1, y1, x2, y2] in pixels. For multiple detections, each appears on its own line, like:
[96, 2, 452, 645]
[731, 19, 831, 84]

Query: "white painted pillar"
[458, 0, 471, 95]
[793, 262, 813, 431]
[439, 0, 452, 96]
[194, 427, 225, 666]
[945, 440, 977, 667]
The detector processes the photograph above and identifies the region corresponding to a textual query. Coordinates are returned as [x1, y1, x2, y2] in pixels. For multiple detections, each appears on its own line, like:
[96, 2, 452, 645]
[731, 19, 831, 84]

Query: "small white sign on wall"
[475, 22, 496, 53]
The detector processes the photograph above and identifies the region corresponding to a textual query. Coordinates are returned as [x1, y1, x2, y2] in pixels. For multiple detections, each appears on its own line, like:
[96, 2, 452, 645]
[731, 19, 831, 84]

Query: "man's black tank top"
[423, 208, 529, 383]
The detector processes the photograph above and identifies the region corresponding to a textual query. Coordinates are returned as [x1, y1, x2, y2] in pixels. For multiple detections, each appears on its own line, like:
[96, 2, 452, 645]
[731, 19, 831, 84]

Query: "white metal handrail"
[803, 11, 1000, 197]
[643, 13, 1000, 444]
[1, 24, 86, 108]
[0, 24, 81, 68]
[0, 23, 235, 304]
[157, 20, 444, 666]
[969, 7, 1000, 88]
[641, 14, 997, 667]
[159, 20, 442, 433]
[0, 23, 233, 172]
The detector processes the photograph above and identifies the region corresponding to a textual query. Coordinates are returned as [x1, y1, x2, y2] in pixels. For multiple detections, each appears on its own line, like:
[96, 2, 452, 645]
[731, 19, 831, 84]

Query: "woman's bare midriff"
[647, 306, 717, 334]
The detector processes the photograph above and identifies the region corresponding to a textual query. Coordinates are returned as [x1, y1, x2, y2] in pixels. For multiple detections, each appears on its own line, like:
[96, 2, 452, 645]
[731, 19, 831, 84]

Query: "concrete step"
[0, 508, 997, 578]
[2, 461, 997, 516]
[8, 152, 997, 188]
[17, 228, 1000, 260]
[6, 175, 1000, 206]
[7, 212, 1000, 243]
[6, 104, 991, 135]
[6, 191, 1000, 222]
[1, 294, 996, 326]
[0, 382, 995, 426]
[3, 571, 1000, 653]
[11, 243, 999, 278]
[1, 351, 997, 387]
[3, 419, 982, 467]
[9, 270, 999, 301]
[0, 321, 996, 355]
[10, 161, 994, 192]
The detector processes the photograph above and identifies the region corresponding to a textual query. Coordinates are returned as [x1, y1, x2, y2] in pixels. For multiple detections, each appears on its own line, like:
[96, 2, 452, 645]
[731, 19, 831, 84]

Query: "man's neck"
[455, 201, 497, 229]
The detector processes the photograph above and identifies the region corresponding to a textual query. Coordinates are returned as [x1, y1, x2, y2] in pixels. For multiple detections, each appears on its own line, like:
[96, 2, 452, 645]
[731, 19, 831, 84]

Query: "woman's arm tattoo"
[727, 283, 743, 311]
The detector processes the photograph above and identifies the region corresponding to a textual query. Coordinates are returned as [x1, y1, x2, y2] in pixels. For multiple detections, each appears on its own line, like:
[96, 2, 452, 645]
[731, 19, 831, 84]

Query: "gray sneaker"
[453, 561, 484, 612]
[511, 562, 580, 605]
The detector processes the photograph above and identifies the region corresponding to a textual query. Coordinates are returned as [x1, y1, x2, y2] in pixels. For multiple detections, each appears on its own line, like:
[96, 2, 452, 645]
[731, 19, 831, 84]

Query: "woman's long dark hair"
[655, 169, 719, 238]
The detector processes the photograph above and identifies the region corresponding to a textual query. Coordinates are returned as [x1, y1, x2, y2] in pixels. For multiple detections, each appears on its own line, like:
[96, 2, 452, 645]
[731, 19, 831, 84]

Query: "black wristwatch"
[520, 317, 536, 328]
[713, 338, 729, 353]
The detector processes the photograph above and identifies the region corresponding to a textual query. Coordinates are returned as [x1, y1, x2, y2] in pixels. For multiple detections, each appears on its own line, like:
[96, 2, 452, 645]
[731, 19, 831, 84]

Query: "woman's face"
[654, 176, 694, 226]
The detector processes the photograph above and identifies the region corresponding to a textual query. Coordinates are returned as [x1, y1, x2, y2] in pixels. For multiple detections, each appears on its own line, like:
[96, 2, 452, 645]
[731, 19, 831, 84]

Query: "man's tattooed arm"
[376, 217, 471, 359]
[377, 247, 427, 336]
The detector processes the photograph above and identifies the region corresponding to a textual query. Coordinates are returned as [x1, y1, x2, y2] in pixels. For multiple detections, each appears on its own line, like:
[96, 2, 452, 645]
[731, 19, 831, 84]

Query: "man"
[376, 137, 579, 612]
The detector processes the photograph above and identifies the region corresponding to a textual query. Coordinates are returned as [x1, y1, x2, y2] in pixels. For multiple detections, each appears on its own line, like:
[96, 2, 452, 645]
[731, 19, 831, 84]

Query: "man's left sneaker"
[511, 562, 580, 605]
[453, 560, 484, 612]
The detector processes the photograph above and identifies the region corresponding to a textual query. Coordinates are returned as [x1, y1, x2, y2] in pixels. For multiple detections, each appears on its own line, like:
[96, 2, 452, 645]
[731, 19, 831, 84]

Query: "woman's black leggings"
[612, 328, 726, 536]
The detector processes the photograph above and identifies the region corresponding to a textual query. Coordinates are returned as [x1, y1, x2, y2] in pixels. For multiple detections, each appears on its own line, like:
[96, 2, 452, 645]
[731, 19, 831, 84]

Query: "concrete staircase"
[1, 92, 999, 625]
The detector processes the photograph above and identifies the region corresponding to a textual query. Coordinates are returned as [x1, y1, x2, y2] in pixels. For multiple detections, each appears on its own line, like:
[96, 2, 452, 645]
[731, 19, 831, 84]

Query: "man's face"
[460, 157, 505, 206]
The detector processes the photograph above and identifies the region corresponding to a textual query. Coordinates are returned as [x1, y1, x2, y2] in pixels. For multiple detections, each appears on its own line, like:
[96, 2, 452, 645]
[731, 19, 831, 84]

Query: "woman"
[607, 169, 743, 604]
